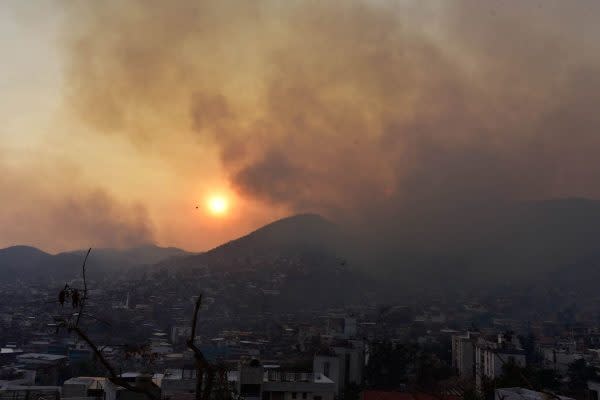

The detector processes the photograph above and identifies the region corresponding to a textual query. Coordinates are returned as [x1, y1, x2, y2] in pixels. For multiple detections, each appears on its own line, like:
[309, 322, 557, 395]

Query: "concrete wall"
[313, 356, 340, 394]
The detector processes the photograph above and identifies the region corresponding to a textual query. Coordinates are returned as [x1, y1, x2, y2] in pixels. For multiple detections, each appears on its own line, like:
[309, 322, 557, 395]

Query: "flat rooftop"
[17, 353, 67, 362]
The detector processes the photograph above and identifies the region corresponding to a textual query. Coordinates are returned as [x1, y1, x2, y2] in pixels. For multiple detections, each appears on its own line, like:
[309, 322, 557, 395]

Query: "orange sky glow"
[2, 0, 600, 253]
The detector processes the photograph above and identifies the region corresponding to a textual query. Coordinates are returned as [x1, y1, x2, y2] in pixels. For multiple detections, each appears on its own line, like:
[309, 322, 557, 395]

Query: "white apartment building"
[313, 341, 364, 395]
[495, 387, 573, 400]
[475, 335, 526, 390]
[451, 332, 480, 380]
[233, 359, 335, 400]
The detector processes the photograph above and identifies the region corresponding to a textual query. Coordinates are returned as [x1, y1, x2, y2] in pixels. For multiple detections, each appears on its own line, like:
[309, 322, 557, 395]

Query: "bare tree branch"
[74, 248, 91, 327]
[51, 255, 228, 400]
[49, 249, 158, 400]
[187, 294, 219, 400]
[190, 295, 202, 345]
[69, 326, 159, 400]
[188, 295, 211, 368]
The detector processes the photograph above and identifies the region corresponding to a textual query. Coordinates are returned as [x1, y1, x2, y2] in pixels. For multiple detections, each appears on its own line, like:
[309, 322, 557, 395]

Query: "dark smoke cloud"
[60, 0, 600, 230]
[0, 156, 154, 252]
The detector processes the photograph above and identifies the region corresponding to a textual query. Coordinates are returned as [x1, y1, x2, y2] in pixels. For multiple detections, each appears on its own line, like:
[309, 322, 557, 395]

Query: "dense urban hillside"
[165, 214, 346, 271]
[154, 213, 373, 309]
[4, 199, 600, 295]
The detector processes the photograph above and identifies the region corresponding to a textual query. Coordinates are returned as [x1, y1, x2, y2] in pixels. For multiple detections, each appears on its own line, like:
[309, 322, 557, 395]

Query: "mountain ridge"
[5, 199, 600, 293]
[163, 213, 348, 273]
[0, 244, 193, 282]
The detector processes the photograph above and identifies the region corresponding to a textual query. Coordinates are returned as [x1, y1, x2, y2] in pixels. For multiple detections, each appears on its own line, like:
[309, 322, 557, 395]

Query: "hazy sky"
[1, 0, 600, 253]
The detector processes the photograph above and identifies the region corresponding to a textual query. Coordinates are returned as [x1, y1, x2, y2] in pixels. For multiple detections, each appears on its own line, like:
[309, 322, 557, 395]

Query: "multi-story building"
[451, 332, 479, 380]
[0, 367, 36, 388]
[313, 341, 364, 395]
[0, 385, 61, 400]
[158, 357, 337, 400]
[495, 388, 573, 400]
[539, 340, 583, 374]
[475, 335, 526, 389]
[233, 358, 336, 400]
[62, 376, 107, 399]
[14, 353, 68, 386]
[103, 373, 161, 400]
[588, 380, 600, 400]
[160, 368, 197, 398]
[326, 317, 357, 339]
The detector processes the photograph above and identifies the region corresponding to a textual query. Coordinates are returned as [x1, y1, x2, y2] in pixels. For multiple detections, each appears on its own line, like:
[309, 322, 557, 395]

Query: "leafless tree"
[50, 248, 234, 400]
[187, 295, 234, 400]
[52, 249, 159, 400]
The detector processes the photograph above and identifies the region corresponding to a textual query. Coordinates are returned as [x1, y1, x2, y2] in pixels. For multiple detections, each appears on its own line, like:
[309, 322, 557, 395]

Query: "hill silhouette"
[169, 213, 345, 271]
[0, 244, 191, 282]
[156, 214, 371, 308]
[4, 199, 600, 296]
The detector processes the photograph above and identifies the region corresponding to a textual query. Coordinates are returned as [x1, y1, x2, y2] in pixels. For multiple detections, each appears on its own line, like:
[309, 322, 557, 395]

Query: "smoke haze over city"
[2, 0, 600, 253]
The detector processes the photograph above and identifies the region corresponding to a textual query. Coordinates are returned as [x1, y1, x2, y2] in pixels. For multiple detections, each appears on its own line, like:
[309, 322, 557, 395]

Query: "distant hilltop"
[4, 199, 600, 295]
[0, 244, 193, 282]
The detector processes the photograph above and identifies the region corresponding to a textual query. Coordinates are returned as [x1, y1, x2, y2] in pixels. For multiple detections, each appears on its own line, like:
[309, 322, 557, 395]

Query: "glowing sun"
[206, 195, 229, 216]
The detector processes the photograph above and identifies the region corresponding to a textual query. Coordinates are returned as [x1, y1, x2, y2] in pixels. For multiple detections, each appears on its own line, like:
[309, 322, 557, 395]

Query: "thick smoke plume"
[0, 155, 154, 252]
[61, 0, 600, 235]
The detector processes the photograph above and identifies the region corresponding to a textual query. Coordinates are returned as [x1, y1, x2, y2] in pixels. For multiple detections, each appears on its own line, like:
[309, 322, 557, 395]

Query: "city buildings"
[451, 332, 479, 380]
[234, 358, 336, 400]
[15, 353, 68, 386]
[494, 388, 573, 400]
[475, 335, 526, 389]
[62, 376, 107, 399]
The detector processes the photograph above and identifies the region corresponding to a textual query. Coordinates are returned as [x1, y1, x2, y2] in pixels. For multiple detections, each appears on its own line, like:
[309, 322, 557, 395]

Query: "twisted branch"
[52, 249, 158, 400]
[187, 294, 217, 400]
[74, 248, 91, 327]
[69, 326, 159, 400]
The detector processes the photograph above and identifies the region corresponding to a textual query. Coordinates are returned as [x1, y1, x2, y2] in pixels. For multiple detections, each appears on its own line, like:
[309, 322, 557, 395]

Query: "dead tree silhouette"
[50, 248, 233, 400]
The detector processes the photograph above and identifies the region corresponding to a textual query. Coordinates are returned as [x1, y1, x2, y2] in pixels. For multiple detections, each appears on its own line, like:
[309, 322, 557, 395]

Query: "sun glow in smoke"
[207, 195, 229, 216]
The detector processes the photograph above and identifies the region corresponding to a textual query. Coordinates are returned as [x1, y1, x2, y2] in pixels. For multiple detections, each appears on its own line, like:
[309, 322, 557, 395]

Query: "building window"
[292, 393, 297, 399]
[241, 384, 261, 397]
[272, 393, 284, 400]
[302, 393, 307, 399]
[315, 396, 322, 400]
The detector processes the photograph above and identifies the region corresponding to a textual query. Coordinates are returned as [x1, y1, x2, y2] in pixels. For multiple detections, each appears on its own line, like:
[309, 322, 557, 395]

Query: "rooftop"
[16, 353, 67, 362]
[225, 371, 333, 384]
[0, 348, 23, 354]
[362, 391, 460, 400]
[496, 387, 574, 400]
[163, 369, 195, 381]
[63, 376, 107, 389]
